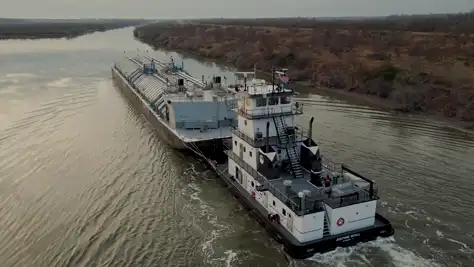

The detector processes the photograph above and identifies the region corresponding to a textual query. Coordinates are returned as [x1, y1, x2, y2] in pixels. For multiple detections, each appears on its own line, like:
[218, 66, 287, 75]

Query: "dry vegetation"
[0, 19, 149, 40]
[134, 13, 474, 125]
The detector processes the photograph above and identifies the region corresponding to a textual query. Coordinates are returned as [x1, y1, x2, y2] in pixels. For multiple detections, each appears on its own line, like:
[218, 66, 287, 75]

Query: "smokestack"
[307, 117, 314, 145]
[265, 121, 270, 152]
[298, 191, 305, 213]
[298, 190, 311, 213]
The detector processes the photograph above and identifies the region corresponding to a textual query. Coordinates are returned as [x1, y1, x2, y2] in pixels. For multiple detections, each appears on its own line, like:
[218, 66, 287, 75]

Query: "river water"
[0, 27, 473, 267]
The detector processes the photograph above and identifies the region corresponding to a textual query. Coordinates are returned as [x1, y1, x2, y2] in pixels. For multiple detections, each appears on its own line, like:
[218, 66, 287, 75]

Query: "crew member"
[324, 175, 332, 187]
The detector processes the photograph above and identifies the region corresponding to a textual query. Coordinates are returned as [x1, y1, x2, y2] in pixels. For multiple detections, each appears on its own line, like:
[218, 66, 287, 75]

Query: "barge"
[111, 54, 237, 150]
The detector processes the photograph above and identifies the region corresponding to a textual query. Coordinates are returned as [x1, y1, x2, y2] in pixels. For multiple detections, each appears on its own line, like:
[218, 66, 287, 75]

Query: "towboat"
[196, 69, 395, 259]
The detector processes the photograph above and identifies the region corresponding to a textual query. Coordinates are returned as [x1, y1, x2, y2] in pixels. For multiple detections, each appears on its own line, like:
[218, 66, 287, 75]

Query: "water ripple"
[0, 32, 473, 267]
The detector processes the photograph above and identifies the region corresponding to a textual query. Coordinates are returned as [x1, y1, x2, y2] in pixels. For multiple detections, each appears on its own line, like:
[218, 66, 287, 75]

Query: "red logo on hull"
[337, 218, 345, 227]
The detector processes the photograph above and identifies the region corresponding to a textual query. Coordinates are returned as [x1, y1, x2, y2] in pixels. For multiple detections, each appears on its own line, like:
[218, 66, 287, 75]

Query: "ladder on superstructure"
[273, 116, 303, 180]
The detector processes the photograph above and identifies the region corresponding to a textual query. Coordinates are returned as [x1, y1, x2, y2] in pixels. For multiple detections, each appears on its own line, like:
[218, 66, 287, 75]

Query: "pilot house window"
[268, 97, 278, 106]
[280, 96, 291, 104]
[256, 98, 266, 107]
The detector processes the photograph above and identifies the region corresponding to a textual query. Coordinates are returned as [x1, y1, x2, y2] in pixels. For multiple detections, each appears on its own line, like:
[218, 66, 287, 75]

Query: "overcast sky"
[1, 0, 472, 19]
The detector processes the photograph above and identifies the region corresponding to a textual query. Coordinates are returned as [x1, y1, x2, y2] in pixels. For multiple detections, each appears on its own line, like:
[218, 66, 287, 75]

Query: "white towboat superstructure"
[201, 68, 394, 259]
[111, 53, 237, 149]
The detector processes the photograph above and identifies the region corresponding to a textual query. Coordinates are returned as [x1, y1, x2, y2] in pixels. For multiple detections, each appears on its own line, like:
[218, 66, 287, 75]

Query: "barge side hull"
[111, 67, 188, 150]
[192, 148, 395, 259]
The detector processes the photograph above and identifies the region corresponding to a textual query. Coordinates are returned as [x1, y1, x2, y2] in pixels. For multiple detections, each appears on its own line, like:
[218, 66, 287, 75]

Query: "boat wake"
[305, 237, 442, 267]
[46, 77, 73, 88]
[177, 160, 446, 267]
[181, 162, 240, 267]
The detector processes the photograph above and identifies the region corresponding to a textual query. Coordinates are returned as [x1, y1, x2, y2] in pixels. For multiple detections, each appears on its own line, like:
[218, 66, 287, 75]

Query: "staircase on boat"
[323, 213, 331, 237]
[273, 116, 303, 180]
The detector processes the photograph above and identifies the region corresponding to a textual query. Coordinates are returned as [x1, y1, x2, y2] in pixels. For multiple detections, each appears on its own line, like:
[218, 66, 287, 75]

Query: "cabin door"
[235, 166, 242, 184]
[261, 192, 268, 209]
[287, 215, 294, 232]
[239, 143, 244, 158]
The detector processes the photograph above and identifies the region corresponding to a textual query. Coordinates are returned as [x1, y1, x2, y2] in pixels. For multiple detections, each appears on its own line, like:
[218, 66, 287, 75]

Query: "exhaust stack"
[307, 117, 314, 144]
[265, 121, 270, 152]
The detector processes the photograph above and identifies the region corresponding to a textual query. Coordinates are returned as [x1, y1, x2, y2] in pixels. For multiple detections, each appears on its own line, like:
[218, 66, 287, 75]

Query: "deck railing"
[236, 104, 303, 119]
[225, 148, 380, 215]
[225, 150, 304, 214]
[321, 156, 338, 173]
[230, 124, 309, 148]
[323, 188, 379, 209]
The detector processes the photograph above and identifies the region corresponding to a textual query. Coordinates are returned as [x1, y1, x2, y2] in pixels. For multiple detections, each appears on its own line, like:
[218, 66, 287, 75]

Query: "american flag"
[275, 70, 289, 83]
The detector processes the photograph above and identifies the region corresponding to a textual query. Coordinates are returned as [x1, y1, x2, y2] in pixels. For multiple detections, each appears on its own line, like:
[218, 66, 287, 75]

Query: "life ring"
[337, 217, 345, 227]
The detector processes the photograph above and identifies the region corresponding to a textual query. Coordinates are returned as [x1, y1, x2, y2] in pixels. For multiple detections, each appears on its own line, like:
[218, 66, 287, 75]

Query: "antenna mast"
[244, 74, 247, 91]
[271, 67, 275, 93]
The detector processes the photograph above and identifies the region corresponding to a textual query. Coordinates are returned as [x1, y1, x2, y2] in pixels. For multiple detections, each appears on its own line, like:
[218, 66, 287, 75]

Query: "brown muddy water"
[0, 27, 473, 267]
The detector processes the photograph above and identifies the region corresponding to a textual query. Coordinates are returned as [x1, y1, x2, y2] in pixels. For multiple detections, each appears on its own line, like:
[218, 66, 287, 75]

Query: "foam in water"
[180, 161, 452, 267]
[307, 237, 443, 267]
[224, 250, 238, 267]
[445, 238, 474, 254]
[0, 73, 37, 86]
[47, 77, 73, 88]
[182, 164, 238, 266]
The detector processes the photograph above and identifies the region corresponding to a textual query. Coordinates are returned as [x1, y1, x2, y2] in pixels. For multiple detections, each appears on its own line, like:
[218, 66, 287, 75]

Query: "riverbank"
[140, 43, 474, 135]
[133, 14, 474, 130]
[0, 19, 150, 40]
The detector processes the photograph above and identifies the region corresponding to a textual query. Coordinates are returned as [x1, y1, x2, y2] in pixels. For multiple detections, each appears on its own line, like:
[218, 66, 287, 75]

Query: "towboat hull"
[196, 155, 395, 260]
[283, 214, 394, 259]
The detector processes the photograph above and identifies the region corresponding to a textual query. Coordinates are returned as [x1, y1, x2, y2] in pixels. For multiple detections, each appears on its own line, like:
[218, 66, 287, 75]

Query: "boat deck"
[133, 55, 206, 88]
[225, 148, 375, 214]
[163, 89, 234, 103]
[207, 158, 390, 248]
[271, 166, 375, 209]
[176, 127, 232, 143]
